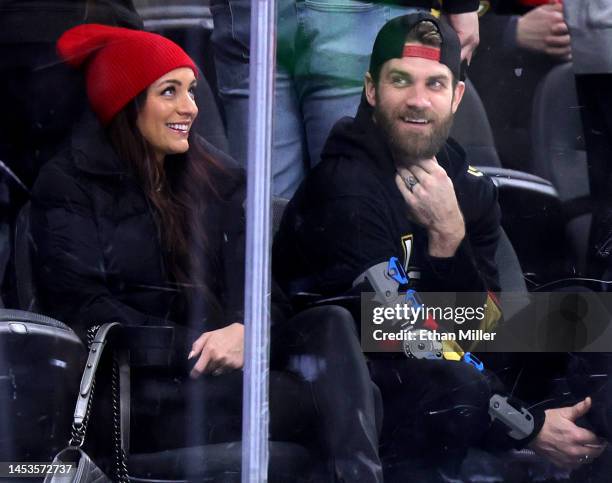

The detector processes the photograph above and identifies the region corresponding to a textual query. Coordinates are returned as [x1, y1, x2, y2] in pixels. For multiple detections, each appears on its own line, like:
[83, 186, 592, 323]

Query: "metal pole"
[242, 0, 276, 482]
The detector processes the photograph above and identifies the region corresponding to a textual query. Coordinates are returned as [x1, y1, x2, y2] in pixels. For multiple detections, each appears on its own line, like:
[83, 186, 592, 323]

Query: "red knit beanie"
[57, 24, 198, 125]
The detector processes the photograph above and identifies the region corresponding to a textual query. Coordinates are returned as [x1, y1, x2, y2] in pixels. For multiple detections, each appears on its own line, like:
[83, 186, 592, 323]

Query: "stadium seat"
[453, 80, 572, 284]
[531, 63, 590, 275]
[0, 309, 85, 461]
[451, 78, 502, 168]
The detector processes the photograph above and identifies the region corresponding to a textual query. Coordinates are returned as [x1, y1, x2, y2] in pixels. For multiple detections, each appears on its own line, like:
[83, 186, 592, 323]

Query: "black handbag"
[44, 322, 128, 483]
[45, 447, 110, 483]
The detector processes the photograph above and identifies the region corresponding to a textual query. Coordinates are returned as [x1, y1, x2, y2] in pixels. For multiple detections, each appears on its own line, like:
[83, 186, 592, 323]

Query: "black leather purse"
[45, 322, 128, 483]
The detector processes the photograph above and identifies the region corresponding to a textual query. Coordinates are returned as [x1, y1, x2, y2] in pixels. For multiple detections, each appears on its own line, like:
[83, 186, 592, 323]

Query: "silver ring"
[403, 175, 419, 192]
[212, 369, 222, 376]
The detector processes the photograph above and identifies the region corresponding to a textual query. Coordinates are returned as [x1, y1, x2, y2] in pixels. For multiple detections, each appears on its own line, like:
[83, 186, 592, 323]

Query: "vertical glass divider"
[242, 0, 277, 482]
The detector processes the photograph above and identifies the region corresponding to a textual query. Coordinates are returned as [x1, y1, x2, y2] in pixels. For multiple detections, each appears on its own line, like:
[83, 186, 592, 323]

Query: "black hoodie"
[274, 99, 502, 298]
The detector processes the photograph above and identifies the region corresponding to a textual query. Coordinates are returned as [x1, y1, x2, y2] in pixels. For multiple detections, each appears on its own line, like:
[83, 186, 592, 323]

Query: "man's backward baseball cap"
[368, 12, 461, 81]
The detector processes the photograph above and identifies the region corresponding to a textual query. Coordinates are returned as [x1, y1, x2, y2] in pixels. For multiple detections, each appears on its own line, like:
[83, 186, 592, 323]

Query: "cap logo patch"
[402, 44, 441, 62]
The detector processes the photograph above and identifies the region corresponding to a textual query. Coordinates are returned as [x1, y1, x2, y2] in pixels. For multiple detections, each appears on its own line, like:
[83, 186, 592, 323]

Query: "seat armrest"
[476, 166, 571, 284]
[477, 166, 559, 199]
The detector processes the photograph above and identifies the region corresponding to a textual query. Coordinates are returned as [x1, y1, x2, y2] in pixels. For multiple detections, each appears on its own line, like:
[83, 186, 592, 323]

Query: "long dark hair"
[107, 91, 232, 316]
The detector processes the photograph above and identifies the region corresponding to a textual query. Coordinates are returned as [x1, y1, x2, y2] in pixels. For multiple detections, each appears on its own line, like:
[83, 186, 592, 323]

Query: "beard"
[374, 103, 454, 164]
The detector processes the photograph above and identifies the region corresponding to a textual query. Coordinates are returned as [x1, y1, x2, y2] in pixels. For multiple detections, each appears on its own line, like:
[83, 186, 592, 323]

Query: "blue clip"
[387, 257, 409, 285]
[404, 289, 422, 309]
[463, 352, 484, 372]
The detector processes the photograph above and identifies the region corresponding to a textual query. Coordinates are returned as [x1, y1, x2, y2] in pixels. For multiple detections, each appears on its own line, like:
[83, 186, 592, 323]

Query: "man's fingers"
[583, 442, 606, 459]
[395, 173, 411, 195]
[566, 397, 592, 421]
[546, 34, 571, 48]
[546, 45, 572, 58]
[397, 168, 424, 194]
[571, 443, 605, 467]
[571, 426, 604, 447]
[412, 158, 439, 173]
[551, 22, 569, 36]
[405, 164, 429, 183]
[397, 171, 424, 197]
[395, 173, 418, 203]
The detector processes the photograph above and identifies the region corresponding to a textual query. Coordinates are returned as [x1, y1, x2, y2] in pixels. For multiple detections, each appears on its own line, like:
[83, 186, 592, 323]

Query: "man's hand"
[395, 160, 465, 258]
[188, 322, 244, 378]
[529, 398, 607, 469]
[516, 3, 572, 61]
[445, 11, 480, 64]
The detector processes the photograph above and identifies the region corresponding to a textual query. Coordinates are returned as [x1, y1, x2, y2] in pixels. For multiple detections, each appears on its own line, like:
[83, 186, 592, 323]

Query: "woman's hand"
[188, 322, 244, 378]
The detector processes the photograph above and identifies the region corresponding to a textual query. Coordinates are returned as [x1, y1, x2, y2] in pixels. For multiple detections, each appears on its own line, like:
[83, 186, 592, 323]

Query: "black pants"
[130, 306, 383, 482]
[370, 357, 494, 480]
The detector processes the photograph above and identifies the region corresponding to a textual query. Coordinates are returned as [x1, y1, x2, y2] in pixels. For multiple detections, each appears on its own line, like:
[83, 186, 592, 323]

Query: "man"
[211, 0, 480, 198]
[273, 12, 605, 479]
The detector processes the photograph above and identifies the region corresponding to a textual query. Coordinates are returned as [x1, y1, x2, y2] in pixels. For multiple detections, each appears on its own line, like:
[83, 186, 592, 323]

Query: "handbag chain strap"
[112, 357, 129, 482]
[67, 324, 130, 482]
[68, 324, 101, 447]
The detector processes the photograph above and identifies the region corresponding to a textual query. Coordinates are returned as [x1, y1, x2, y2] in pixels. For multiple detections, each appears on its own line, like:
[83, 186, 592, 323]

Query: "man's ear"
[364, 72, 377, 108]
[451, 80, 465, 114]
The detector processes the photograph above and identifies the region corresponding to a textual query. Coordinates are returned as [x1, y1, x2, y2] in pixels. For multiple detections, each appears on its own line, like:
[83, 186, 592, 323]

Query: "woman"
[30, 24, 382, 482]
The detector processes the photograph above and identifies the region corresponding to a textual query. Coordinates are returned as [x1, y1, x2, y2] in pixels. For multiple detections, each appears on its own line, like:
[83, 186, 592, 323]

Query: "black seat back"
[451, 78, 502, 168]
[451, 80, 570, 283]
[496, 228, 526, 293]
[531, 63, 590, 274]
[0, 309, 85, 461]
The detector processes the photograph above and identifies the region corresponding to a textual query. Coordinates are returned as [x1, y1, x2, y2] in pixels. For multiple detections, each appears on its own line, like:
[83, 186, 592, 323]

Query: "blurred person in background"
[211, 0, 481, 199]
[469, 0, 570, 171]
